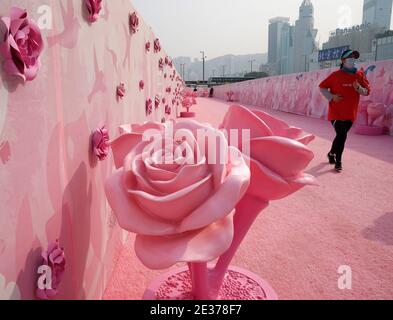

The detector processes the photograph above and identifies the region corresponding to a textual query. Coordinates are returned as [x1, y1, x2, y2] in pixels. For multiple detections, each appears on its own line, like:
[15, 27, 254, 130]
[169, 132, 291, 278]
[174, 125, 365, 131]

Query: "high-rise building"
[268, 17, 290, 75]
[363, 0, 393, 30]
[280, 24, 295, 75]
[293, 0, 318, 73]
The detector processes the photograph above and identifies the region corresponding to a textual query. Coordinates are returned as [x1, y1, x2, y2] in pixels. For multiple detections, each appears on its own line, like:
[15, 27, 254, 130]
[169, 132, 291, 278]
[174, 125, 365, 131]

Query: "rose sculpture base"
[180, 112, 196, 118]
[143, 266, 278, 300]
[354, 125, 384, 136]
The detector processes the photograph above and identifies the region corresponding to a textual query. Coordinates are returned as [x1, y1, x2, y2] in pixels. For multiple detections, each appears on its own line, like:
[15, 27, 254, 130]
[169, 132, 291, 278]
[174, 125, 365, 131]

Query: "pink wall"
[0, 0, 181, 299]
[214, 60, 393, 136]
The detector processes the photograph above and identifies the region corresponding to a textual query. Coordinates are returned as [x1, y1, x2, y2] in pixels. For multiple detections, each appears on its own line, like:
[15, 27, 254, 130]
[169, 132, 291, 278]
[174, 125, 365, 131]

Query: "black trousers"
[330, 120, 353, 163]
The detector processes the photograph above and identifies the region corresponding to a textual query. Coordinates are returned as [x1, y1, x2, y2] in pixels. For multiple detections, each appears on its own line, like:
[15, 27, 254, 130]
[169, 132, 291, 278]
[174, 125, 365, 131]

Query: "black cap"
[341, 49, 360, 59]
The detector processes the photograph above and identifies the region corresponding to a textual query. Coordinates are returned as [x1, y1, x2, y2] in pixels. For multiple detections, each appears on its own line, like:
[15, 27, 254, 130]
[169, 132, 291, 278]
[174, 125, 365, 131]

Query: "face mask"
[344, 58, 356, 69]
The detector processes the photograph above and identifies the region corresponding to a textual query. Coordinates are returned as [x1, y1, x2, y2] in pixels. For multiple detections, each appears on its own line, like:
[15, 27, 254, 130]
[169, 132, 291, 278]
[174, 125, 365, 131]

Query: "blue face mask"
[344, 58, 356, 69]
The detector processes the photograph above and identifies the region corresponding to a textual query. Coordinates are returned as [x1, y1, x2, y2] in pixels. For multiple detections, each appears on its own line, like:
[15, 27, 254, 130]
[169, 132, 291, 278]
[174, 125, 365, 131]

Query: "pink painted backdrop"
[214, 60, 393, 136]
[0, 0, 181, 299]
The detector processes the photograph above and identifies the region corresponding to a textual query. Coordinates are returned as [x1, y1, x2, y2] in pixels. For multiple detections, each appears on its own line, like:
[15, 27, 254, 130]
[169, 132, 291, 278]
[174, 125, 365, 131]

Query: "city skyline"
[132, 0, 393, 60]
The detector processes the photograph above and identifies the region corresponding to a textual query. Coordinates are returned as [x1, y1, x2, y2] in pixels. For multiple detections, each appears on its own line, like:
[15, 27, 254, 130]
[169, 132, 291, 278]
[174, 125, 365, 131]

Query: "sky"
[132, 0, 393, 60]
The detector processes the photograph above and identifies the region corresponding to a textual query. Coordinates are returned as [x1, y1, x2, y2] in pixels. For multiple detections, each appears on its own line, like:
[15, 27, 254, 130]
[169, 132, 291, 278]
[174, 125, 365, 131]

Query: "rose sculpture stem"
[211, 194, 269, 296]
[186, 194, 269, 300]
[188, 262, 210, 300]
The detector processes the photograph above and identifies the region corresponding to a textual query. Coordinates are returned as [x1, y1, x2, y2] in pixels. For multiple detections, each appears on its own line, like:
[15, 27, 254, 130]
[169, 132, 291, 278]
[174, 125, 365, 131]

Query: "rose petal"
[250, 136, 314, 178]
[220, 104, 273, 140]
[178, 147, 250, 232]
[247, 157, 314, 201]
[110, 133, 143, 169]
[129, 173, 214, 222]
[105, 170, 177, 236]
[252, 109, 315, 145]
[135, 212, 235, 269]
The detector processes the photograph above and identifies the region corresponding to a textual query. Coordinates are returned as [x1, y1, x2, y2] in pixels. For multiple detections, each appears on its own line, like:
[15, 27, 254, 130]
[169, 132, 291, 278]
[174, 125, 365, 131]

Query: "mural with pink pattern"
[0, 0, 182, 299]
[214, 60, 393, 136]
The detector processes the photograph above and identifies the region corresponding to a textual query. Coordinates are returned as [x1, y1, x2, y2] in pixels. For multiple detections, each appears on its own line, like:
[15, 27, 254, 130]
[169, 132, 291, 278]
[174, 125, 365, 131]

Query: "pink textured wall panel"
[0, 0, 181, 299]
[214, 60, 393, 136]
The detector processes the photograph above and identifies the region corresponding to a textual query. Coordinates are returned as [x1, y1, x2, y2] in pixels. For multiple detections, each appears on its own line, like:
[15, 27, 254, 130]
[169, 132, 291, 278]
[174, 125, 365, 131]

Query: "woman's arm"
[320, 88, 334, 101]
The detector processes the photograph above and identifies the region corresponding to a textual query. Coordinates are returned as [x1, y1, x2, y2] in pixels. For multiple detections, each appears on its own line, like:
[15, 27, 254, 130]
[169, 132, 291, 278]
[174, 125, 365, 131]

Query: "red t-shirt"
[319, 69, 371, 121]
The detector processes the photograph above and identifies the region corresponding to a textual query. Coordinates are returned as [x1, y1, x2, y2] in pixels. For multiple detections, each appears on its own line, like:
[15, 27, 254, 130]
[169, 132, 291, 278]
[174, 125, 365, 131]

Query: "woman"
[319, 49, 371, 172]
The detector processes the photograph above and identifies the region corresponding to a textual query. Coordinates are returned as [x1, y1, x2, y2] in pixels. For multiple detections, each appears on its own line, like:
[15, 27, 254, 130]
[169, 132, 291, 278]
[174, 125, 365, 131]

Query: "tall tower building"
[268, 17, 290, 75]
[293, 0, 318, 73]
[363, 0, 393, 30]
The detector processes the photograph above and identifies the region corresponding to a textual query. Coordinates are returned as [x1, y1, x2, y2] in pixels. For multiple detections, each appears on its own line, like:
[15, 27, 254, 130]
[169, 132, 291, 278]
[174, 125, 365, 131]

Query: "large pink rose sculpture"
[105, 120, 250, 269]
[36, 240, 66, 300]
[0, 7, 44, 82]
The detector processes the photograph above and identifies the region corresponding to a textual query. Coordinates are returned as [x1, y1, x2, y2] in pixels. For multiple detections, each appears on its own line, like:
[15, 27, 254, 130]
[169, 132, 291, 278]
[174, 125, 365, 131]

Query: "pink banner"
[0, 0, 180, 299]
[214, 60, 393, 136]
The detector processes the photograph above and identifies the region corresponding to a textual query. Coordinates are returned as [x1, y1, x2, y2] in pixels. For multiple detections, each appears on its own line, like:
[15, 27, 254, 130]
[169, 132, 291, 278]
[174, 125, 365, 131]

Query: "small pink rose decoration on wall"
[105, 120, 250, 270]
[139, 80, 145, 90]
[146, 98, 153, 115]
[154, 95, 160, 109]
[145, 41, 151, 52]
[129, 12, 139, 34]
[36, 240, 65, 300]
[117, 83, 126, 99]
[158, 58, 164, 71]
[0, 7, 44, 82]
[154, 38, 161, 53]
[84, 0, 102, 23]
[92, 126, 110, 161]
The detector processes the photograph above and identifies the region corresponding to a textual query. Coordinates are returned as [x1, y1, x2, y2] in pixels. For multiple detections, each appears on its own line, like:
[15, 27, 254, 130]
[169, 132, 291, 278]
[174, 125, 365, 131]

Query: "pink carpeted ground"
[103, 98, 393, 300]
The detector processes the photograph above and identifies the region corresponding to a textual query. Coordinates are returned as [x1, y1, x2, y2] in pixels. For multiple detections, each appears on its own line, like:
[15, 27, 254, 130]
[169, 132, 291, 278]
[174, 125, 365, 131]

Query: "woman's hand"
[332, 94, 343, 103]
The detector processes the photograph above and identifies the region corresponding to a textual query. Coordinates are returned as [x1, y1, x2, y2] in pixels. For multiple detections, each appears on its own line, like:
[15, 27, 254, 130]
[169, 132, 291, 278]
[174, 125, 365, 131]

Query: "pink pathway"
[104, 97, 393, 300]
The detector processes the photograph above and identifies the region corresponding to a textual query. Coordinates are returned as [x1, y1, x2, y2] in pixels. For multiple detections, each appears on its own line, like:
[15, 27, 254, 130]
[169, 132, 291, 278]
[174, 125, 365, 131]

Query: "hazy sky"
[132, 0, 392, 60]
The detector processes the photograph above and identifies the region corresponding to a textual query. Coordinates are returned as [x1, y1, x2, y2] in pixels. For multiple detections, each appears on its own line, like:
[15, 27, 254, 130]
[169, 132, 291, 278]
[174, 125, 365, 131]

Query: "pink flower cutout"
[129, 12, 139, 34]
[158, 58, 164, 71]
[117, 83, 126, 99]
[84, 0, 102, 23]
[154, 38, 161, 53]
[165, 105, 171, 115]
[36, 240, 65, 300]
[139, 80, 145, 90]
[92, 126, 110, 161]
[155, 95, 160, 109]
[162, 97, 166, 104]
[146, 99, 153, 115]
[105, 120, 250, 269]
[145, 41, 151, 52]
[0, 7, 44, 82]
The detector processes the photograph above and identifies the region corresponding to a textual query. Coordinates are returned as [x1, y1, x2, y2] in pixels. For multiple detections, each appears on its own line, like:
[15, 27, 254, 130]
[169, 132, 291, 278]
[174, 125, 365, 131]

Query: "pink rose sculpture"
[84, 0, 102, 23]
[116, 83, 126, 99]
[145, 98, 153, 115]
[139, 80, 145, 90]
[129, 12, 139, 34]
[105, 120, 250, 271]
[145, 41, 151, 52]
[36, 240, 65, 300]
[92, 126, 110, 161]
[154, 38, 161, 53]
[226, 91, 234, 102]
[0, 7, 44, 82]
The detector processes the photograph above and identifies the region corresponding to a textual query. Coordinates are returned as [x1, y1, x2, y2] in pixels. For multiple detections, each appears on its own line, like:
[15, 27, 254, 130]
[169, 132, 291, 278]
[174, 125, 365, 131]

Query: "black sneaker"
[335, 162, 343, 172]
[327, 153, 336, 165]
